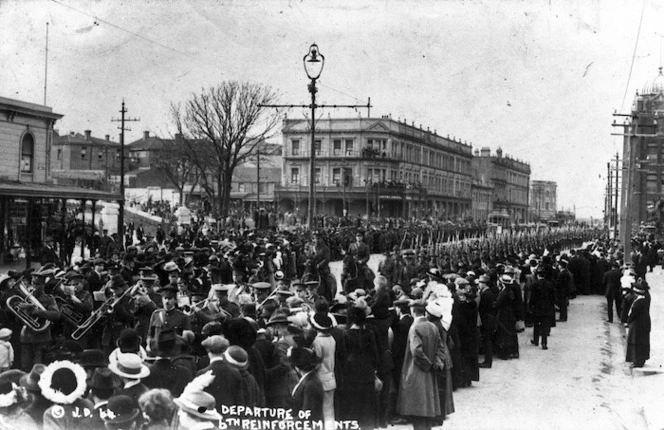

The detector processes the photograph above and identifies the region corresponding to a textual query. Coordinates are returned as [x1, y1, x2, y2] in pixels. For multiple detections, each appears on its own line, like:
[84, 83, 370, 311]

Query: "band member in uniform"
[16, 267, 61, 371]
[59, 272, 93, 341]
[101, 275, 136, 356]
[146, 285, 194, 353]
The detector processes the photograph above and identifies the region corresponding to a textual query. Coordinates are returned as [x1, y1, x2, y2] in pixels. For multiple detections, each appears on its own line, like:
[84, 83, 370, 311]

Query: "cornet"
[6, 278, 51, 333]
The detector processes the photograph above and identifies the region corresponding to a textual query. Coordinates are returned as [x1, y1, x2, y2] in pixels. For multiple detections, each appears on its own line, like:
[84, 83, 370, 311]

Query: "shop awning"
[0, 179, 122, 201]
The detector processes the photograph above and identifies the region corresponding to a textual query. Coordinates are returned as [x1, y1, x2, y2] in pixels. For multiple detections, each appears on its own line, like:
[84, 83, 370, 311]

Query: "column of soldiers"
[0, 225, 632, 430]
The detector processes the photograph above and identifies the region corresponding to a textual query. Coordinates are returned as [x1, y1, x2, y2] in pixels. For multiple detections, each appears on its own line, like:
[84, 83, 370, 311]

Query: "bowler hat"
[103, 395, 140, 424]
[86, 367, 122, 390]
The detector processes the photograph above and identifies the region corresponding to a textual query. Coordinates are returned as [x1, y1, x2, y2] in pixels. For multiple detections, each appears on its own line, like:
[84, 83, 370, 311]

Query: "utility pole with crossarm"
[260, 44, 371, 230]
[111, 100, 140, 247]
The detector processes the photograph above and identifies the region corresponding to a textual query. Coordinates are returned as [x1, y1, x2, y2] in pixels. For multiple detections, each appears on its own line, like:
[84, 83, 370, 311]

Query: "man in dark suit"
[602, 261, 622, 323]
[308, 232, 336, 303]
[477, 274, 496, 368]
[143, 329, 193, 397]
[556, 257, 574, 322]
[198, 335, 244, 411]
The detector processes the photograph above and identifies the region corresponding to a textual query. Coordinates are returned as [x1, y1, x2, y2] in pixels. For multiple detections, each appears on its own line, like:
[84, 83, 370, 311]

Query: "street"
[330, 257, 664, 430]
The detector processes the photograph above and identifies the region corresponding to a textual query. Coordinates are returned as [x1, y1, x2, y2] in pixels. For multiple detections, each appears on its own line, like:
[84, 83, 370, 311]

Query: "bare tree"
[154, 136, 199, 205]
[170, 81, 280, 218]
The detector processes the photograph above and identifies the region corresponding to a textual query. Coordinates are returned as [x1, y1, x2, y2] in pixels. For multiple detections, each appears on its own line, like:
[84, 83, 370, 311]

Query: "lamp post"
[304, 44, 325, 230]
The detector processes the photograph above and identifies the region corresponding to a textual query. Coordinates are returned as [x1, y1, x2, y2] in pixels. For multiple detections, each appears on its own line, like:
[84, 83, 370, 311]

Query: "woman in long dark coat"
[626, 280, 651, 368]
[340, 302, 379, 429]
[493, 275, 519, 360]
[453, 281, 479, 386]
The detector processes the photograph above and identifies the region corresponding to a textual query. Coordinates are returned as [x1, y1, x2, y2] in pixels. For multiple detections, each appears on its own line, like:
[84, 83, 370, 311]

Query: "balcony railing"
[286, 148, 394, 159]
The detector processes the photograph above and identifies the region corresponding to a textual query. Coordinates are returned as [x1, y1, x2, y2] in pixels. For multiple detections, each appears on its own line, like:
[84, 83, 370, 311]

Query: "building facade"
[51, 130, 121, 190]
[0, 96, 119, 266]
[530, 180, 557, 221]
[620, 67, 664, 240]
[471, 147, 531, 224]
[278, 116, 473, 220]
[471, 179, 494, 222]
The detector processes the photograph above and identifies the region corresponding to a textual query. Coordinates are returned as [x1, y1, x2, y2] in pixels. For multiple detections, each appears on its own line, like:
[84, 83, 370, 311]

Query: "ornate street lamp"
[304, 44, 325, 230]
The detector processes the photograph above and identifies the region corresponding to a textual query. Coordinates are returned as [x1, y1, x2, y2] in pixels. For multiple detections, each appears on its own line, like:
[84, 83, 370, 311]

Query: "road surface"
[330, 256, 664, 430]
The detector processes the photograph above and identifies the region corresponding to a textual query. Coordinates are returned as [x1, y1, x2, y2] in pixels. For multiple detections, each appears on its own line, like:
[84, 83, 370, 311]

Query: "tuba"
[6, 278, 51, 333]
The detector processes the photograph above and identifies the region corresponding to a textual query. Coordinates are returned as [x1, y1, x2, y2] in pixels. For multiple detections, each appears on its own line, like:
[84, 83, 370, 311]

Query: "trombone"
[71, 284, 137, 341]
[6, 278, 51, 333]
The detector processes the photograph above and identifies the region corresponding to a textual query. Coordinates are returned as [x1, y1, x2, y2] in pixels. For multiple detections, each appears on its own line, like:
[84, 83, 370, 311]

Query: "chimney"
[70, 131, 75, 136]
[480, 147, 490, 157]
[474, 149, 480, 156]
[496, 147, 503, 158]
[105, 135, 110, 141]
[84, 130, 91, 141]
[143, 131, 150, 140]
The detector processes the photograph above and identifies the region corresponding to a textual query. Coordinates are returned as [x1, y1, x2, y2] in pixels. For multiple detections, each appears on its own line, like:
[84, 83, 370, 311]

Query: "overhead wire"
[49, 0, 192, 58]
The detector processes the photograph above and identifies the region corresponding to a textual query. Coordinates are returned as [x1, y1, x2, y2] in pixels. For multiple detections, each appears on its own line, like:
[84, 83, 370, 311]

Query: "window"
[98, 150, 104, 160]
[332, 168, 341, 184]
[333, 140, 342, 156]
[314, 140, 321, 156]
[239, 183, 246, 192]
[292, 139, 300, 156]
[343, 168, 352, 186]
[57, 149, 62, 160]
[21, 134, 34, 173]
[345, 139, 353, 156]
[116, 149, 121, 160]
[291, 168, 300, 184]
[315, 168, 321, 184]
[81, 146, 87, 159]
[258, 183, 267, 193]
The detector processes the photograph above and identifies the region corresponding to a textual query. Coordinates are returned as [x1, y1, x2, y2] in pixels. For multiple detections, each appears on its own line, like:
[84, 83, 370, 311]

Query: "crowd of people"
[0, 222, 653, 430]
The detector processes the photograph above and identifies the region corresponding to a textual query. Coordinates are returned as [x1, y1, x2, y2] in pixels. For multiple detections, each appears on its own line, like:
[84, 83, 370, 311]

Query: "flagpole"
[44, 22, 49, 105]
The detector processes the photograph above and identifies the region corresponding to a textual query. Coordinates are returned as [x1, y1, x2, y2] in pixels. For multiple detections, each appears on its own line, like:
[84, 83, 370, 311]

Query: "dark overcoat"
[626, 295, 651, 364]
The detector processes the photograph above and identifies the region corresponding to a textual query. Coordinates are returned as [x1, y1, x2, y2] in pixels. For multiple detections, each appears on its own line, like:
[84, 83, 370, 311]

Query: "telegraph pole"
[111, 100, 140, 246]
[256, 150, 260, 210]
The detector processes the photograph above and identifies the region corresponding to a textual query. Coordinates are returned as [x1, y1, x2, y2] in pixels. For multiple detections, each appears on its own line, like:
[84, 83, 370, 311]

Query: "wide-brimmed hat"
[425, 298, 444, 318]
[163, 261, 180, 273]
[108, 353, 150, 379]
[476, 274, 491, 284]
[633, 279, 650, 294]
[308, 313, 333, 331]
[427, 268, 444, 281]
[0, 328, 12, 339]
[224, 345, 249, 370]
[174, 391, 222, 421]
[499, 274, 514, 285]
[267, 310, 290, 326]
[38, 361, 88, 405]
[353, 297, 372, 316]
[87, 367, 122, 390]
[103, 395, 140, 424]
[0, 370, 27, 408]
[19, 363, 46, 392]
[274, 271, 285, 281]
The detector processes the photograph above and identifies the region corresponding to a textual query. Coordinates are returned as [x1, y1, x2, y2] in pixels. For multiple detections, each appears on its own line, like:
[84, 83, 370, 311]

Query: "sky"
[1, 0, 663, 219]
